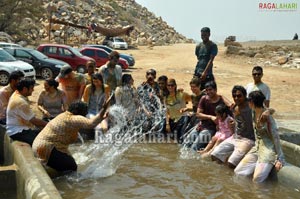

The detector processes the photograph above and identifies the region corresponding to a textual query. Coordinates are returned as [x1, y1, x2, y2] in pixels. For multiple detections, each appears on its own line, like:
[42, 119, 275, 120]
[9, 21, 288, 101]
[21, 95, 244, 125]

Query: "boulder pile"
[38, 0, 193, 47]
[226, 41, 300, 69]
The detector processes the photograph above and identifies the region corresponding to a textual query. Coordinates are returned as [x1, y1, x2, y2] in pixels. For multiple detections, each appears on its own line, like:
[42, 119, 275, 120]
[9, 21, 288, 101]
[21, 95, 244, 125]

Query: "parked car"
[80, 47, 129, 70]
[37, 44, 95, 74]
[105, 37, 128, 50]
[4, 47, 68, 79]
[0, 48, 35, 86]
[102, 36, 111, 46]
[0, 42, 22, 48]
[82, 44, 135, 66]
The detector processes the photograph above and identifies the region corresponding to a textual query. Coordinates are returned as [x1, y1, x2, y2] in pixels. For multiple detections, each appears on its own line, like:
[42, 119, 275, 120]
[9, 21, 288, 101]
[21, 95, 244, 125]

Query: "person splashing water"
[73, 84, 166, 180]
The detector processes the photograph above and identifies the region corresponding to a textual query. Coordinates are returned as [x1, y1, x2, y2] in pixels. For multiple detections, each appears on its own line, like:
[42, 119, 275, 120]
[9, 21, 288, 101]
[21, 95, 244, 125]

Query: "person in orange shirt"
[56, 65, 86, 107]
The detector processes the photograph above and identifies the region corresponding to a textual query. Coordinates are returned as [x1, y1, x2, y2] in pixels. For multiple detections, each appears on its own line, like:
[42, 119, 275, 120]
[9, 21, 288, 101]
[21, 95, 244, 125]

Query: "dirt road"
[31, 43, 300, 125]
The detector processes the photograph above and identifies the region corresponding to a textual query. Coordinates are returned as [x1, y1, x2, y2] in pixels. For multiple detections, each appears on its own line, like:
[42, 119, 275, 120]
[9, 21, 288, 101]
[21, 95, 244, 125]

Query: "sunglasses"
[252, 73, 262, 76]
[232, 94, 243, 98]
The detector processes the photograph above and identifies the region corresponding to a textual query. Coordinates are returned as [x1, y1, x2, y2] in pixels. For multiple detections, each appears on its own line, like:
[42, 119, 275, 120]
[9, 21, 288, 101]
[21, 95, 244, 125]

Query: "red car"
[37, 44, 95, 73]
[80, 47, 129, 70]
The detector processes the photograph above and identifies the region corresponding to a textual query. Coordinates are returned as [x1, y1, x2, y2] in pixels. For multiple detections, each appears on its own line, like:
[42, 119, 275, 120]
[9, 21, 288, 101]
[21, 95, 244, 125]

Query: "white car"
[0, 48, 35, 86]
[0, 42, 22, 48]
[107, 37, 128, 50]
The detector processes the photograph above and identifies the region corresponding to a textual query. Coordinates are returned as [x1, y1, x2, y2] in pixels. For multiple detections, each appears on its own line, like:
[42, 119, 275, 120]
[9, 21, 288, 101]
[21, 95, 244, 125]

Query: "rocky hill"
[2, 0, 192, 47]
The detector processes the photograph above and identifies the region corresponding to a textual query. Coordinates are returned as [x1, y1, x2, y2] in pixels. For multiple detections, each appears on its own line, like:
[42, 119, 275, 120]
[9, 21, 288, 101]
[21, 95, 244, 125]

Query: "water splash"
[178, 127, 201, 160]
[70, 84, 166, 180]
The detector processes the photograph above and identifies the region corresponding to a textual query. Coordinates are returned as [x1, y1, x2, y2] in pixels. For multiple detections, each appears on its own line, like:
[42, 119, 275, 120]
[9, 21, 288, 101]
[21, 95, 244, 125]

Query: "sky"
[135, 0, 300, 42]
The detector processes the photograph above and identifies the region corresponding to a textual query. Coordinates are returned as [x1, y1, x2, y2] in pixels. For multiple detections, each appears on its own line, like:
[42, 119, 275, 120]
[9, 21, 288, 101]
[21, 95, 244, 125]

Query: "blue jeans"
[184, 128, 215, 151]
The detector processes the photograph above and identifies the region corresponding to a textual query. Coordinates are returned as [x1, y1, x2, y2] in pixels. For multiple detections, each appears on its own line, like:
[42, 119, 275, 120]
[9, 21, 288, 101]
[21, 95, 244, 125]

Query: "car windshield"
[29, 49, 48, 59]
[0, 50, 17, 62]
[114, 38, 125, 42]
[68, 47, 83, 57]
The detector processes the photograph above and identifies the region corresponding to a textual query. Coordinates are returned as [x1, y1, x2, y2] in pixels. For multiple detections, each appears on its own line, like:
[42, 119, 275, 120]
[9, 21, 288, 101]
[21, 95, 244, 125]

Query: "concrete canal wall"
[0, 126, 62, 199]
[0, 125, 300, 198]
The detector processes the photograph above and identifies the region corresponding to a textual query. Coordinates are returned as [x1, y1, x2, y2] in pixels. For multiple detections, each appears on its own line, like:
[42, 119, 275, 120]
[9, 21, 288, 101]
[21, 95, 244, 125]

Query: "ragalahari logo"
[259, 2, 298, 11]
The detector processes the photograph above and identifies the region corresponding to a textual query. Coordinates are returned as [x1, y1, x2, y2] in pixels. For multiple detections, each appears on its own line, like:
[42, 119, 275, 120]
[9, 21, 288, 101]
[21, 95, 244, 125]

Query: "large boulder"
[278, 57, 289, 65]
[226, 45, 244, 55]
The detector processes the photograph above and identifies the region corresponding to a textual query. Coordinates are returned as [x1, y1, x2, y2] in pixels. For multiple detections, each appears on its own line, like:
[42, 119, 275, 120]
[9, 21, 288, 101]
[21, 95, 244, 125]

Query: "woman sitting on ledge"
[234, 90, 285, 182]
[37, 78, 67, 121]
[32, 100, 110, 173]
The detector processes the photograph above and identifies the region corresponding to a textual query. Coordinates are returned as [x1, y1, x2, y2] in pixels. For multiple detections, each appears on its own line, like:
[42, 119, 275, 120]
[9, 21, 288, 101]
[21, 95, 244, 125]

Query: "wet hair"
[91, 73, 104, 94]
[122, 74, 133, 86]
[201, 27, 211, 33]
[205, 81, 217, 90]
[232, 85, 247, 97]
[46, 78, 59, 90]
[109, 51, 120, 60]
[9, 71, 24, 83]
[252, 66, 263, 73]
[215, 104, 230, 116]
[190, 77, 201, 87]
[68, 101, 88, 116]
[146, 69, 156, 78]
[16, 78, 35, 91]
[167, 78, 177, 86]
[86, 60, 96, 68]
[158, 75, 168, 82]
[248, 90, 265, 108]
[59, 65, 73, 78]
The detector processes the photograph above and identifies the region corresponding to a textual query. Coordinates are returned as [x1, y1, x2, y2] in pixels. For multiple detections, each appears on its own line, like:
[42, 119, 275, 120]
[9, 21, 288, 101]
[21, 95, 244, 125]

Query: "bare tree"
[0, 0, 45, 41]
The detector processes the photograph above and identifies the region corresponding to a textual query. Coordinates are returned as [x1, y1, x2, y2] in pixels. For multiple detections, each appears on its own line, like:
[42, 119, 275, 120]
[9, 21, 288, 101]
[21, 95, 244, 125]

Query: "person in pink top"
[198, 104, 233, 157]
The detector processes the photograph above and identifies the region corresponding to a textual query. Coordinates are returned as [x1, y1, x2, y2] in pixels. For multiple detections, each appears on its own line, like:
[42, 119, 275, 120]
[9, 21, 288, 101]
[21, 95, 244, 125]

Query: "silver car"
[0, 48, 35, 86]
[0, 42, 22, 48]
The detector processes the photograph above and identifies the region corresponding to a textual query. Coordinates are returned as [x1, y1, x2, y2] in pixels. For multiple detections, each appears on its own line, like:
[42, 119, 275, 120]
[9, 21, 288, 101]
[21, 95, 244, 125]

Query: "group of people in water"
[0, 26, 285, 183]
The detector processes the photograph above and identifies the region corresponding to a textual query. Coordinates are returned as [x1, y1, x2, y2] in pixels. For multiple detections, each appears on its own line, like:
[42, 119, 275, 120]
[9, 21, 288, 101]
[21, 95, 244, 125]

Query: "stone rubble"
[39, 0, 193, 47]
[226, 42, 300, 69]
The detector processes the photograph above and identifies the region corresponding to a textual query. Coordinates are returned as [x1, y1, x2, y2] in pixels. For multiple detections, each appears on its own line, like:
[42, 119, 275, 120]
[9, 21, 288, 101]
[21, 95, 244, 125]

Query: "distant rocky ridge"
[35, 0, 192, 47]
[225, 40, 300, 69]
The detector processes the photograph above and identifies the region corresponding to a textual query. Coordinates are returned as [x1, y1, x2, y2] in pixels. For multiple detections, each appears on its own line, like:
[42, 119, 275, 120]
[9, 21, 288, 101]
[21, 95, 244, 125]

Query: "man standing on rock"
[246, 66, 270, 107]
[194, 27, 218, 90]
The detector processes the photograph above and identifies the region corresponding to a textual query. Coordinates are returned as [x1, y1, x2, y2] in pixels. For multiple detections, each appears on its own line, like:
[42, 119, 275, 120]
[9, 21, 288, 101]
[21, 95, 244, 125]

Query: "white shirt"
[6, 92, 35, 136]
[246, 82, 271, 100]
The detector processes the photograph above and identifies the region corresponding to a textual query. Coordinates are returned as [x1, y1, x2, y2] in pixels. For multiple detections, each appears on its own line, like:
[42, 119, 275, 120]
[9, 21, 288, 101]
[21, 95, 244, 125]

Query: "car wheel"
[41, 67, 53, 79]
[77, 65, 86, 74]
[0, 71, 9, 86]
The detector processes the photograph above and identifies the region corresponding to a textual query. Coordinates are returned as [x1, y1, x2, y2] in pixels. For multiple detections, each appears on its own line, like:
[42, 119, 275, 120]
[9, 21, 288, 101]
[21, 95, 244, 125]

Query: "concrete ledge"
[12, 141, 62, 199]
[279, 128, 300, 145]
[278, 163, 300, 190]
[280, 140, 300, 167]
[0, 126, 62, 199]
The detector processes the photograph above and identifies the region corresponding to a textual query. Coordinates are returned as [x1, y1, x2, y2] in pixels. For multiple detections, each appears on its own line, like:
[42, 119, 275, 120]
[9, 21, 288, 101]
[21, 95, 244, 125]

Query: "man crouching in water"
[32, 98, 111, 174]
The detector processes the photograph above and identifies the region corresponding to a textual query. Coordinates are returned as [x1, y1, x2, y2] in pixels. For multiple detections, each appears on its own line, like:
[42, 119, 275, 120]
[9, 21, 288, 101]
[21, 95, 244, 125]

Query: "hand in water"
[275, 160, 283, 171]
